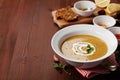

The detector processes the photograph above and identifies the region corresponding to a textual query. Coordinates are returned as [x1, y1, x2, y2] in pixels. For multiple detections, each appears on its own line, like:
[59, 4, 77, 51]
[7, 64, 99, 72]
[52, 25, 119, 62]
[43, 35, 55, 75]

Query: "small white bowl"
[93, 15, 116, 28]
[74, 1, 96, 17]
[108, 27, 120, 44]
[51, 24, 118, 69]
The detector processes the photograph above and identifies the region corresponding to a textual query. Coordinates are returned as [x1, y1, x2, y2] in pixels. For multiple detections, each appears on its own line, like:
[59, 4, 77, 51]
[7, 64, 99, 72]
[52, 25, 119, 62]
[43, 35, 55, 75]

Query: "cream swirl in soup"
[61, 34, 108, 61]
[72, 42, 96, 56]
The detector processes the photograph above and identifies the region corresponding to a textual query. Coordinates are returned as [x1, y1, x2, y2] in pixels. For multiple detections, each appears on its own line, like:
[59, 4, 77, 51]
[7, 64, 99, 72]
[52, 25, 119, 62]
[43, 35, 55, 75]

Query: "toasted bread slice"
[55, 7, 79, 21]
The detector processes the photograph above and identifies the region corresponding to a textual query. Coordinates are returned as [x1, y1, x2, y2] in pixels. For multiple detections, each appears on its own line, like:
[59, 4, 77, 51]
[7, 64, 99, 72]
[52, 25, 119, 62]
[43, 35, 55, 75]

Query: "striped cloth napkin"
[75, 54, 118, 78]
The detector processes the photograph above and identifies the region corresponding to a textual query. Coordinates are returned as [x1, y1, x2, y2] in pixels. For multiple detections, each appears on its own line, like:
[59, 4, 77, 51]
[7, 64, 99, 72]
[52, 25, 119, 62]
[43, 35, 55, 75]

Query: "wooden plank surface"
[0, 0, 120, 80]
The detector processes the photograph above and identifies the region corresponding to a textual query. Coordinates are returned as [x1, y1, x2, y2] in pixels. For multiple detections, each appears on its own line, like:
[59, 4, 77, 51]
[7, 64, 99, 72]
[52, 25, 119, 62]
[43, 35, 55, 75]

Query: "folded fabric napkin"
[75, 54, 118, 78]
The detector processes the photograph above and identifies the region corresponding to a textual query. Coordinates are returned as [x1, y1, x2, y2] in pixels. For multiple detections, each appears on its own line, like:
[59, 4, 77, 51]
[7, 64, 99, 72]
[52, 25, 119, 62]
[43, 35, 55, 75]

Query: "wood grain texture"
[0, 0, 120, 80]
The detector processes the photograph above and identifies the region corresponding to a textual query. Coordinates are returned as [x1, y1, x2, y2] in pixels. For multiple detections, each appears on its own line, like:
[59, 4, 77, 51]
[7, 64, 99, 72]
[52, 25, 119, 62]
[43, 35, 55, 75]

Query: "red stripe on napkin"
[75, 54, 118, 78]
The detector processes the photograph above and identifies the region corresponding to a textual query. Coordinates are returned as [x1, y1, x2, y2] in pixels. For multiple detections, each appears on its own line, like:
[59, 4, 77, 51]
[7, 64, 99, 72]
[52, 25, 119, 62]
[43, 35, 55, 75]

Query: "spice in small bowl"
[74, 1, 96, 17]
[93, 15, 116, 28]
[97, 23, 107, 28]
[79, 8, 88, 11]
[108, 27, 120, 44]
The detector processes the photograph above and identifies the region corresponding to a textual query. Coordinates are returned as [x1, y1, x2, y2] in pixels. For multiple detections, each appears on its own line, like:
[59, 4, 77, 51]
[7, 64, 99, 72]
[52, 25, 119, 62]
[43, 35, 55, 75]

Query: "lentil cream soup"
[61, 35, 108, 61]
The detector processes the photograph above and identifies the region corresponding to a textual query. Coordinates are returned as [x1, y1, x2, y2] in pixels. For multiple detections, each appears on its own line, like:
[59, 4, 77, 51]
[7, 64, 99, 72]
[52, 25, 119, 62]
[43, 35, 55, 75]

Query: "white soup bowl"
[51, 24, 118, 69]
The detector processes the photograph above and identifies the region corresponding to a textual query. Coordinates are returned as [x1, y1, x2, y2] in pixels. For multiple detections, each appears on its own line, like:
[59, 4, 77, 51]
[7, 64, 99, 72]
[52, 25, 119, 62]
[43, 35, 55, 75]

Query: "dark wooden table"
[0, 0, 120, 80]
